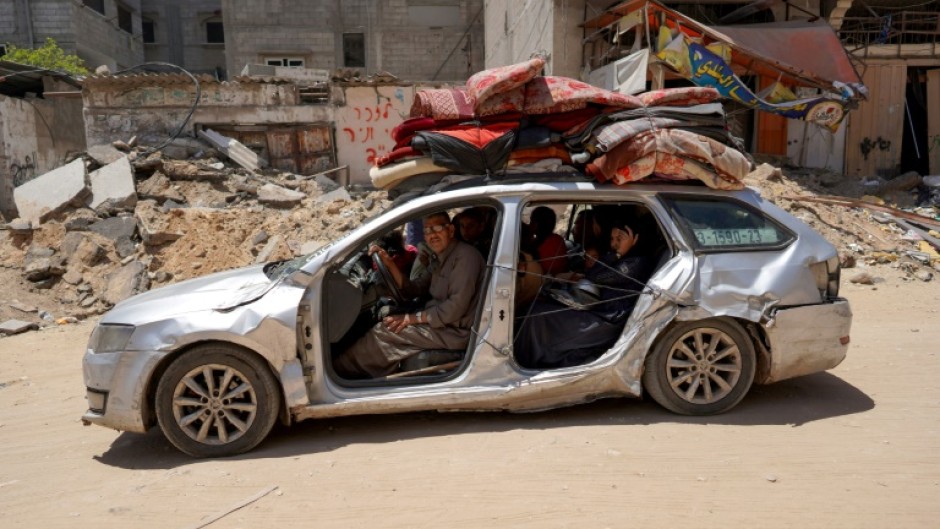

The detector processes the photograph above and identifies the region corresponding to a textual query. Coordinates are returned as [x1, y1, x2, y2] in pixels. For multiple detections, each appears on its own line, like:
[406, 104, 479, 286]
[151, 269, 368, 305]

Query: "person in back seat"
[455, 207, 492, 258]
[528, 206, 569, 276]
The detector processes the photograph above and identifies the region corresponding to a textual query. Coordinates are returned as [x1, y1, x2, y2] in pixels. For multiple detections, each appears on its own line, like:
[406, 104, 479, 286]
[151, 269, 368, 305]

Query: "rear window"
[662, 196, 794, 251]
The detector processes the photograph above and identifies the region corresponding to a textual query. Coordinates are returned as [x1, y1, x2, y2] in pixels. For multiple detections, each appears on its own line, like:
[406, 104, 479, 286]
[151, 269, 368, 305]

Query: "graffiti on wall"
[335, 86, 414, 184]
[859, 136, 891, 161]
[11, 154, 37, 186]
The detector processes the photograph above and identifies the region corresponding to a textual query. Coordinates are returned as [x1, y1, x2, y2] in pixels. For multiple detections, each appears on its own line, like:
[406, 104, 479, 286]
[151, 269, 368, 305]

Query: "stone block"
[87, 157, 137, 211]
[0, 320, 39, 335]
[137, 171, 186, 204]
[88, 216, 138, 241]
[257, 183, 306, 207]
[103, 260, 150, 305]
[13, 159, 89, 224]
[87, 144, 125, 166]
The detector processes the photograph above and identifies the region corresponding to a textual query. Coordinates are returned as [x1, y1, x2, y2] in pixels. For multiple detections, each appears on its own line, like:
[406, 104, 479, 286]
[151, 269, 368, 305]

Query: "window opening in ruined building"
[343, 33, 365, 68]
[206, 20, 224, 43]
[117, 4, 133, 34]
[264, 57, 305, 68]
[0, 45, 6, 57]
[83, 0, 105, 15]
[142, 18, 155, 43]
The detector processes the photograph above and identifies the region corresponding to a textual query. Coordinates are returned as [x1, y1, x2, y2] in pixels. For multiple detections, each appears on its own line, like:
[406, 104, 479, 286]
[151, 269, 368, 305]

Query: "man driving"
[334, 211, 485, 378]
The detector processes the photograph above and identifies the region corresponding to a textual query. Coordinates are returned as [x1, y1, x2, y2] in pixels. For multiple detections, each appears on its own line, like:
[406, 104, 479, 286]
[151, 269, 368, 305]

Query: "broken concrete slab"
[87, 157, 136, 211]
[162, 160, 227, 181]
[316, 186, 352, 204]
[255, 235, 283, 264]
[114, 237, 136, 258]
[137, 171, 186, 204]
[0, 320, 39, 336]
[62, 269, 83, 285]
[257, 183, 306, 207]
[87, 144, 125, 166]
[132, 152, 164, 174]
[103, 260, 150, 305]
[88, 216, 138, 242]
[198, 128, 268, 172]
[7, 218, 33, 234]
[13, 159, 89, 224]
[135, 201, 184, 246]
[9, 301, 38, 313]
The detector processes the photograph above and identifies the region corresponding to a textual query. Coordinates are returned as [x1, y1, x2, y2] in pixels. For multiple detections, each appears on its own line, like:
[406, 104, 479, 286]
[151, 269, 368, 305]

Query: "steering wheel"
[372, 251, 405, 304]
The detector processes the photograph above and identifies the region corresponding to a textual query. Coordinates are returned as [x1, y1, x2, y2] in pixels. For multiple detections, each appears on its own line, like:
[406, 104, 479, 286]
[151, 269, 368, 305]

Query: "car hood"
[100, 264, 276, 325]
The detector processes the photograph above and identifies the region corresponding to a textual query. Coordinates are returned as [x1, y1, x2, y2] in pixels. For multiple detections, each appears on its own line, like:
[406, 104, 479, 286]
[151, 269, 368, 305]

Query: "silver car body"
[82, 182, 851, 432]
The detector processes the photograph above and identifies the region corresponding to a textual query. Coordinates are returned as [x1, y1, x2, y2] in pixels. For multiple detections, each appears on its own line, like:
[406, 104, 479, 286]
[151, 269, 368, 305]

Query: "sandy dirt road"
[1, 277, 938, 528]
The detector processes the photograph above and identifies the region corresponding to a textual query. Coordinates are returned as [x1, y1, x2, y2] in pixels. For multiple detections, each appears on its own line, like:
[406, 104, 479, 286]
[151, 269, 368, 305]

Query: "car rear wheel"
[155, 344, 280, 457]
[643, 319, 755, 415]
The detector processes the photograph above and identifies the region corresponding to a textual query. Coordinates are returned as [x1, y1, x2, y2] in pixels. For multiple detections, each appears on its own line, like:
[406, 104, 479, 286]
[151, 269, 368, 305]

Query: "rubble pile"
[745, 158, 940, 283]
[0, 136, 389, 333]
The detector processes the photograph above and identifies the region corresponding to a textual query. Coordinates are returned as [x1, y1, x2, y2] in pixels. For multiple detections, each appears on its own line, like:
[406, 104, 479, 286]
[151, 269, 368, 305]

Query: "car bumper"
[81, 349, 168, 433]
[763, 299, 852, 383]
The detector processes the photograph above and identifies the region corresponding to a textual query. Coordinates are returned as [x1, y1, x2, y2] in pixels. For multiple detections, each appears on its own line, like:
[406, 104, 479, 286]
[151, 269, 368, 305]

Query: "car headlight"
[88, 324, 136, 353]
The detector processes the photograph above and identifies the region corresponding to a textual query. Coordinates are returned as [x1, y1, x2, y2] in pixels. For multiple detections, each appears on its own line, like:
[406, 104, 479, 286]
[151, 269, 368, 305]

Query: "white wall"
[334, 85, 416, 185]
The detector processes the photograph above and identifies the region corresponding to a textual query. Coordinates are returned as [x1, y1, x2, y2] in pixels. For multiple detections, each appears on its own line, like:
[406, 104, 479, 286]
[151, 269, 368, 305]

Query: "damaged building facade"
[0, 62, 85, 219]
[485, 0, 938, 179]
[1, 0, 145, 70]
[220, 0, 484, 81]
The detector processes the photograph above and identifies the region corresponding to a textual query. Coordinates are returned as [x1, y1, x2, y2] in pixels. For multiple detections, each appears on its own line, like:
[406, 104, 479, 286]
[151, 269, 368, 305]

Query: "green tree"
[1, 38, 89, 76]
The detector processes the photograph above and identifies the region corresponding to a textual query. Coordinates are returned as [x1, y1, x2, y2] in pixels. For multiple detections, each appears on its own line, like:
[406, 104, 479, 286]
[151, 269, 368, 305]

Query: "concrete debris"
[251, 230, 269, 246]
[255, 235, 284, 264]
[914, 270, 933, 282]
[9, 302, 38, 313]
[87, 144, 126, 166]
[112, 139, 131, 151]
[13, 159, 89, 224]
[88, 217, 138, 242]
[87, 157, 137, 211]
[257, 183, 306, 207]
[849, 272, 875, 285]
[62, 269, 84, 285]
[198, 128, 268, 172]
[132, 152, 164, 174]
[137, 171, 186, 204]
[162, 160, 227, 181]
[7, 218, 32, 234]
[317, 186, 352, 205]
[136, 202, 185, 246]
[103, 261, 150, 305]
[0, 320, 39, 336]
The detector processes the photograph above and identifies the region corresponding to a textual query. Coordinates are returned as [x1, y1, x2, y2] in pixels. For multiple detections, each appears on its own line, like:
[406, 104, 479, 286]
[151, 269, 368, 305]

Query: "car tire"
[155, 344, 280, 458]
[642, 318, 755, 415]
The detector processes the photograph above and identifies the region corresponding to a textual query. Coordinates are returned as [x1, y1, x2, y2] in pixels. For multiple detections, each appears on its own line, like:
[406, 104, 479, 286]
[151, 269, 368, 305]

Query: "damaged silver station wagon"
[82, 181, 851, 457]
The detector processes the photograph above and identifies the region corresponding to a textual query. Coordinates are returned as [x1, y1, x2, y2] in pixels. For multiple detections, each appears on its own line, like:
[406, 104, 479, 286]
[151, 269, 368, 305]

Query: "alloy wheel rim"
[665, 328, 742, 405]
[172, 364, 257, 445]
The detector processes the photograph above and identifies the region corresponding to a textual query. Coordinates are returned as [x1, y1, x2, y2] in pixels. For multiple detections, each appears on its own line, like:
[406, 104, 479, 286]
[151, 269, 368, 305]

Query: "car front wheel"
[155, 344, 280, 457]
[643, 319, 756, 415]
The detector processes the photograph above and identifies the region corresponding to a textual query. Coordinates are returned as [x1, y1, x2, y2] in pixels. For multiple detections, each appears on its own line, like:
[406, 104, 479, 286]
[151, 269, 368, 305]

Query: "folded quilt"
[638, 87, 721, 107]
[369, 157, 452, 189]
[586, 128, 749, 190]
[410, 88, 476, 120]
[524, 76, 644, 115]
[466, 56, 545, 105]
